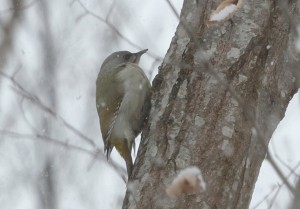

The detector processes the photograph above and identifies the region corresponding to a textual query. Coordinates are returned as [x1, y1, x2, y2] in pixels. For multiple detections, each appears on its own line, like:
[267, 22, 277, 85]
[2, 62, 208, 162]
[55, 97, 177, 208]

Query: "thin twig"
[0, 71, 97, 148]
[266, 151, 296, 193]
[165, 0, 180, 19]
[72, 0, 162, 61]
[0, 0, 37, 14]
[0, 129, 127, 179]
[251, 161, 300, 209]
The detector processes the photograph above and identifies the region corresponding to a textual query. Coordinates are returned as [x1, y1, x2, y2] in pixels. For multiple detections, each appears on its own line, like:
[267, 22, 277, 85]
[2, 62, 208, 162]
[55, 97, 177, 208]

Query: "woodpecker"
[96, 49, 151, 177]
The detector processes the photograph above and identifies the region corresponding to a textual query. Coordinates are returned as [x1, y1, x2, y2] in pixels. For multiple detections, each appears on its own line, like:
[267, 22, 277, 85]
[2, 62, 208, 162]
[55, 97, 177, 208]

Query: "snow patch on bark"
[195, 116, 205, 127]
[166, 166, 206, 198]
[210, 4, 237, 22]
[238, 74, 248, 83]
[227, 47, 241, 59]
[207, 0, 243, 26]
[222, 126, 234, 138]
[221, 140, 234, 156]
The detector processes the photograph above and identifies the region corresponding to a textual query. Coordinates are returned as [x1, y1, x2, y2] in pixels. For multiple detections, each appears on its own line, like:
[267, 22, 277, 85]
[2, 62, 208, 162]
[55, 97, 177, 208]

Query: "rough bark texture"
[123, 0, 299, 208]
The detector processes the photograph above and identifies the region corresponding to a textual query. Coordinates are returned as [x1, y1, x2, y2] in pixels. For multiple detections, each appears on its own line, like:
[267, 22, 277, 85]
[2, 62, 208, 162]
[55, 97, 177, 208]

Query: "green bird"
[96, 49, 151, 177]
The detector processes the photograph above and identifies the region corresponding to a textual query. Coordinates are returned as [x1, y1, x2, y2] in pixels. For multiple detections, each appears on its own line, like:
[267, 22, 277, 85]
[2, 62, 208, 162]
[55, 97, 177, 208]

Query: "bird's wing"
[96, 68, 124, 158]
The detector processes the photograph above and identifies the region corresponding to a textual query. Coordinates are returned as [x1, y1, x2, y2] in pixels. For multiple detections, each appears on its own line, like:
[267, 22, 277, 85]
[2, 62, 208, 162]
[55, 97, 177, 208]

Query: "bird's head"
[100, 49, 148, 73]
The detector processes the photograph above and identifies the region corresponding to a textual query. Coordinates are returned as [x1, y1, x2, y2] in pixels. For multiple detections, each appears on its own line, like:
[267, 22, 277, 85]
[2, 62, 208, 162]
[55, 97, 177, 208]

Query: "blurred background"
[0, 0, 299, 209]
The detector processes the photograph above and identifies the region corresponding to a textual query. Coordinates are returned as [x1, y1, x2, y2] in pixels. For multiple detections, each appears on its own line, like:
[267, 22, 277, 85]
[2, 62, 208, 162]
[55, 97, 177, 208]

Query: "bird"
[96, 49, 151, 177]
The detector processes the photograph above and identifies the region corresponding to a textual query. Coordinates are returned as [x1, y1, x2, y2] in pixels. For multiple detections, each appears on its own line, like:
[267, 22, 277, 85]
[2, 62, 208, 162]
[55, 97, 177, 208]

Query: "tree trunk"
[123, 0, 298, 208]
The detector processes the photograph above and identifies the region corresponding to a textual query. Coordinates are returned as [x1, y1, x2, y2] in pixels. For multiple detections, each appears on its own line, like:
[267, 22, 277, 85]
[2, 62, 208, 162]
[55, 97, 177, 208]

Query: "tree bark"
[123, 0, 299, 208]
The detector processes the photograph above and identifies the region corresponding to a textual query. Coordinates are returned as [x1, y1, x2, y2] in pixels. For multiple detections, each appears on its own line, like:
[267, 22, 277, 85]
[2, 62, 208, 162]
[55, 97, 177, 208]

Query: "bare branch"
[72, 0, 162, 61]
[290, 177, 300, 209]
[0, 0, 37, 14]
[266, 152, 296, 193]
[165, 0, 180, 19]
[251, 161, 300, 209]
[0, 71, 97, 148]
[0, 129, 127, 179]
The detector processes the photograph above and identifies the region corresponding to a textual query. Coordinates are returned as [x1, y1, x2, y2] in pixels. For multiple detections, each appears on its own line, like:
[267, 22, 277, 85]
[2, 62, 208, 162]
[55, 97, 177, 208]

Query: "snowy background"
[0, 0, 299, 209]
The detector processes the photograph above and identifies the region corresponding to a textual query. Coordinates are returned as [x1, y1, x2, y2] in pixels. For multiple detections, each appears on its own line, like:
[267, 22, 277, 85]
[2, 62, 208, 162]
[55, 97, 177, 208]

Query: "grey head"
[100, 49, 148, 73]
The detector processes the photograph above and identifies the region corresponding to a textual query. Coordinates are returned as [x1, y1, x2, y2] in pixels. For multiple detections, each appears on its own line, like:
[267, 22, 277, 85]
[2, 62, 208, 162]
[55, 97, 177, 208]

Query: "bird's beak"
[136, 49, 148, 56]
[133, 49, 148, 63]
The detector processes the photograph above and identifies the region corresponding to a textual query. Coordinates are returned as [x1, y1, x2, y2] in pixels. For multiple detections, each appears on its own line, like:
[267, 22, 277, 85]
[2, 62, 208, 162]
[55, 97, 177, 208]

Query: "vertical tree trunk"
[124, 0, 298, 208]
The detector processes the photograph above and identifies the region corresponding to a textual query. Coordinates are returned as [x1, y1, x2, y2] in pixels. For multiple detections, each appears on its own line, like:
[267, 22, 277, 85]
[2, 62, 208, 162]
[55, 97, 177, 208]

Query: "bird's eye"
[123, 54, 131, 60]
